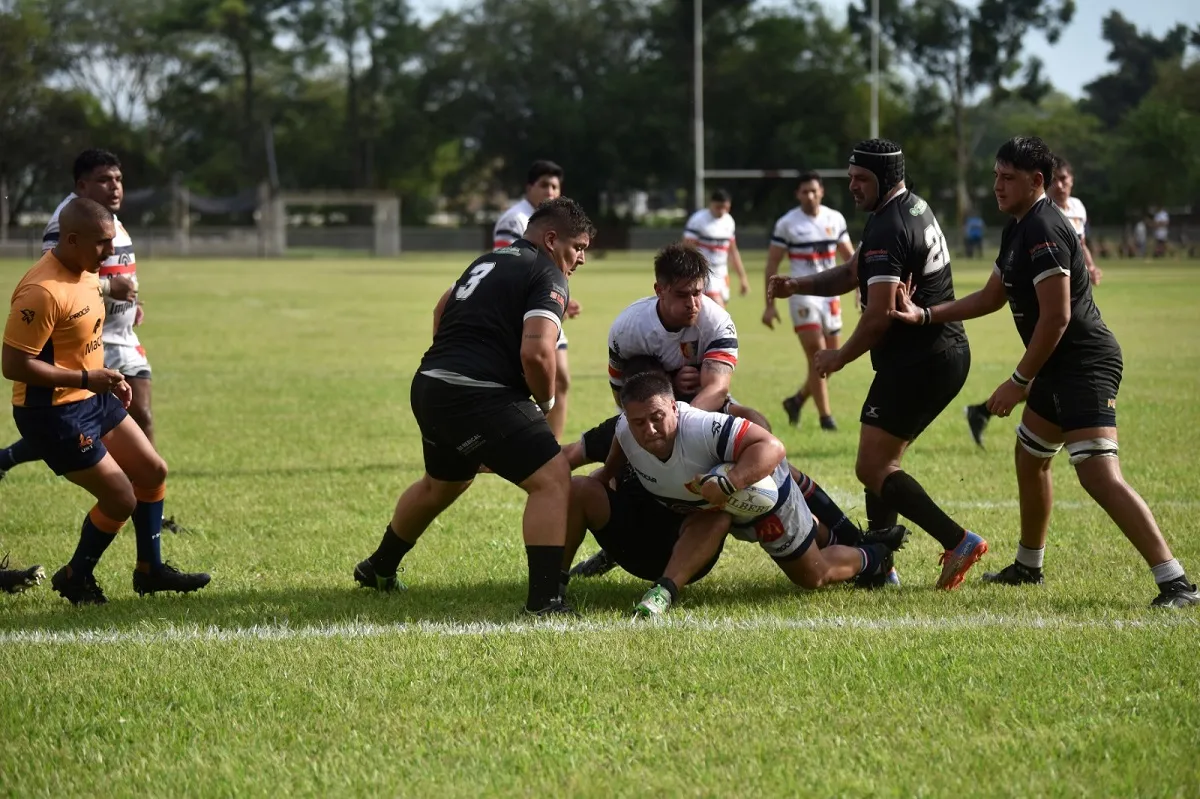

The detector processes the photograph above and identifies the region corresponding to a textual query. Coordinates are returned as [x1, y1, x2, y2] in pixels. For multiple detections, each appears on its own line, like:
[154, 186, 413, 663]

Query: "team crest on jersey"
[825, 226, 835, 237]
[20, 309, 34, 325]
[680, 341, 697, 360]
[93, 318, 102, 334]
[753, 513, 785, 543]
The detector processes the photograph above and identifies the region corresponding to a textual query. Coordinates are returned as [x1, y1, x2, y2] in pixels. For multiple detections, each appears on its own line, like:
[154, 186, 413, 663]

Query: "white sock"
[1151, 558, 1185, 584]
[1015, 544, 1044, 570]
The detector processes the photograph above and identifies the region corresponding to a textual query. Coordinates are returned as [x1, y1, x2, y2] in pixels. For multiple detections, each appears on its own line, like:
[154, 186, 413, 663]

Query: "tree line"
[2, 0, 1198, 227]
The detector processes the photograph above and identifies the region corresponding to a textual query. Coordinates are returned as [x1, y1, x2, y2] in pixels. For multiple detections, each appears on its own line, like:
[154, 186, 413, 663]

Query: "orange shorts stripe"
[89, 506, 127, 534]
[133, 483, 167, 504]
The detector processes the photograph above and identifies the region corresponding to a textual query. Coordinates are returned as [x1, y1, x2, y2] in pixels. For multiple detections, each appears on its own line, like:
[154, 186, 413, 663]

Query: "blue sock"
[68, 510, 120, 576]
[0, 438, 37, 471]
[133, 500, 165, 570]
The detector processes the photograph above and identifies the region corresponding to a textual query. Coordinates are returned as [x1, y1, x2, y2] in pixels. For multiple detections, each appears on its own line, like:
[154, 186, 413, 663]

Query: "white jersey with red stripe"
[1053, 196, 1087, 241]
[492, 198, 536, 248]
[615, 402, 814, 557]
[682, 209, 736, 291]
[771, 205, 850, 278]
[43, 192, 141, 349]
[607, 295, 738, 391]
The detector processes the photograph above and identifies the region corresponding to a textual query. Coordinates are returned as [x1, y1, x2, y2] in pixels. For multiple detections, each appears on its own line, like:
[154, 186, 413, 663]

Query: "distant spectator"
[963, 211, 984, 258]
[1154, 207, 1170, 257]
[1134, 217, 1147, 258]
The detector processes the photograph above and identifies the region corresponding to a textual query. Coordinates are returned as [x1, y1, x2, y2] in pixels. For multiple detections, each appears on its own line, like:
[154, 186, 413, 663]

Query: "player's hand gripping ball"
[697, 463, 778, 520]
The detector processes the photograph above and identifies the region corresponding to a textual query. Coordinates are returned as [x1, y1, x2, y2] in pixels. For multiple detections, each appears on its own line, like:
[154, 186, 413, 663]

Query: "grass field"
[1, 251, 1198, 797]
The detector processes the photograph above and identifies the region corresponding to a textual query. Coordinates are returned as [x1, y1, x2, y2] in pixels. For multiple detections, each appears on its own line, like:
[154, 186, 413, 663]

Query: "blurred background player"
[492, 160, 579, 439]
[682, 189, 749, 308]
[763, 171, 856, 432]
[355, 198, 594, 616]
[964, 156, 1100, 446]
[770, 139, 988, 590]
[2, 198, 209, 604]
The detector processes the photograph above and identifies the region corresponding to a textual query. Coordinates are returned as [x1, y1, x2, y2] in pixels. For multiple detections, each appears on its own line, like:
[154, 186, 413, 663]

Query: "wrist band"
[922, 307, 932, 326]
[1011, 370, 1031, 387]
[80, 370, 89, 390]
[538, 397, 555, 413]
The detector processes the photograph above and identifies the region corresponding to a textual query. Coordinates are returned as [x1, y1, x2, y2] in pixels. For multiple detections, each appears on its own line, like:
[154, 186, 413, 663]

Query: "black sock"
[796, 471, 859, 546]
[654, 576, 679, 603]
[857, 544, 884, 576]
[68, 512, 119, 577]
[864, 490, 898, 531]
[368, 525, 414, 576]
[0, 438, 37, 471]
[559, 570, 570, 592]
[525, 545, 565, 611]
[880, 471, 964, 551]
[794, 388, 808, 405]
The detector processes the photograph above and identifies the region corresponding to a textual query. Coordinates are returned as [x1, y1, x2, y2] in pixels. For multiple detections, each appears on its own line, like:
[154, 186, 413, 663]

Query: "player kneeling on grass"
[564, 371, 904, 617]
[889, 136, 1197, 609]
[1, 198, 209, 605]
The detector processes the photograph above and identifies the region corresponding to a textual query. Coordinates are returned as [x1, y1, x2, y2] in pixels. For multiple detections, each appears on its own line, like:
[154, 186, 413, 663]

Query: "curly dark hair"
[527, 196, 596, 239]
[73, 149, 121, 182]
[527, 160, 563, 186]
[654, 241, 709, 287]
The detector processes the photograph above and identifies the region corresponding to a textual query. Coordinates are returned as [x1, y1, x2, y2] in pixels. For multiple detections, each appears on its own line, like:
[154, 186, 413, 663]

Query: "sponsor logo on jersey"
[909, 199, 928, 216]
[20, 309, 34, 325]
[67, 305, 90, 321]
[493, 246, 521, 256]
[633, 466, 658, 484]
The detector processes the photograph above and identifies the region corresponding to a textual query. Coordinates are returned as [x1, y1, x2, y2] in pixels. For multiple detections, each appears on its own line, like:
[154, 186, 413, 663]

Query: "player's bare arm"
[520, 316, 559, 408]
[837, 239, 856, 262]
[690, 359, 733, 411]
[1081, 237, 1102, 285]
[890, 270, 1007, 325]
[768, 249, 859, 301]
[1, 344, 126, 395]
[696, 423, 785, 508]
[987, 273, 1070, 418]
[761, 243, 788, 328]
[432, 287, 453, 335]
[729, 240, 750, 296]
[813, 278, 892, 378]
[597, 435, 628, 488]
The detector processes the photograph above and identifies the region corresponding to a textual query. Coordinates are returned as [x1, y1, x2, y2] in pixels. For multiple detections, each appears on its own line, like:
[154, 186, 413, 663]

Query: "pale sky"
[411, 0, 1199, 100]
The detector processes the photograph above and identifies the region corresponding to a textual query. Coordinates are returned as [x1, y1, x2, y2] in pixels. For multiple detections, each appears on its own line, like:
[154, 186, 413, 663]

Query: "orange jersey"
[4, 251, 105, 407]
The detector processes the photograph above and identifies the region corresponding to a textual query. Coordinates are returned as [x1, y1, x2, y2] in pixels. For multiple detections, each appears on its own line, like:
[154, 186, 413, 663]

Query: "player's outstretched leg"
[774, 523, 904, 590]
[1067, 430, 1198, 608]
[0, 553, 44, 594]
[54, 455, 137, 605]
[856, 426, 987, 590]
[0, 438, 39, 480]
[633, 510, 730, 619]
[358, 475, 472, 592]
[102, 416, 209, 596]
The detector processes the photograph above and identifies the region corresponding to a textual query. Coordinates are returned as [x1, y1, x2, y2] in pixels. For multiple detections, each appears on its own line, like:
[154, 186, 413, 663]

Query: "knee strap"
[1067, 437, 1119, 466]
[1017, 424, 1063, 459]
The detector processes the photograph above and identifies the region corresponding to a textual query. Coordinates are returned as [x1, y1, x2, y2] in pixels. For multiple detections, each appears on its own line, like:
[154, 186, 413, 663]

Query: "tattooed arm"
[520, 317, 560, 407]
[691, 359, 734, 412]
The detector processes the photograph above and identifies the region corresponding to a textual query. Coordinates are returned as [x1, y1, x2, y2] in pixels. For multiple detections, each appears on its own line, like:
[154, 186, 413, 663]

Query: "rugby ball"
[699, 463, 779, 521]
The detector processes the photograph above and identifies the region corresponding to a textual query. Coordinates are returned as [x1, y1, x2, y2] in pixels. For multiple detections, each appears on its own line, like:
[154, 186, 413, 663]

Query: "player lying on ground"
[354, 197, 595, 616]
[1, 198, 209, 604]
[561, 356, 903, 589]
[562, 371, 906, 617]
[769, 138, 988, 590]
[889, 136, 1197, 609]
[964, 155, 1103, 447]
[763, 171, 857, 431]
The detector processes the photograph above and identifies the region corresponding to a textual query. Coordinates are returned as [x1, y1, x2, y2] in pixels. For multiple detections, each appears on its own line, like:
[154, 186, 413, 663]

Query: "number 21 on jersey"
[456, 262, 496, 300]
[923, 220, 949, 274]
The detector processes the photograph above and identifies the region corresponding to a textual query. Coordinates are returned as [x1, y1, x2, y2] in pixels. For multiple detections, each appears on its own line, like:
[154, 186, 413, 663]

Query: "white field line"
[0, 612, 1195, 647]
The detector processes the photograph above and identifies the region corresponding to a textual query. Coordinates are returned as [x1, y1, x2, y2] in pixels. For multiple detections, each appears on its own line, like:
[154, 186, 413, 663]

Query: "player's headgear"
[849, 139, 905, 211]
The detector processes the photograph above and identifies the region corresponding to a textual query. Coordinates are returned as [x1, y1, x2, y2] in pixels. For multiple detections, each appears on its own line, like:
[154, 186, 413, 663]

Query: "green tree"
[1082, 11, 1192, 129]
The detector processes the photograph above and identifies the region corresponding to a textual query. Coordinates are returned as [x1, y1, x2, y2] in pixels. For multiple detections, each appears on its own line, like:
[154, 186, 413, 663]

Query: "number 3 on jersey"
[923, 220, 949, 275]
[456, 262, 496, 300]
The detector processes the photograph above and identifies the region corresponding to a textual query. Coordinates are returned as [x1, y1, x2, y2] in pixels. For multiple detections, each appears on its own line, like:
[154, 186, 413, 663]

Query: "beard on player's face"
[655, 280, 703, 329]
[847, 168, 877, 210]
